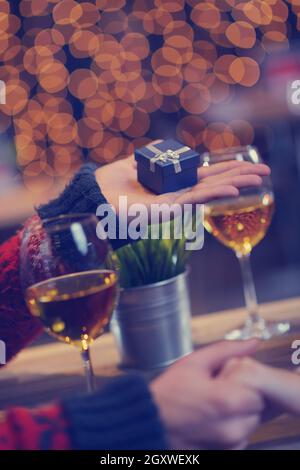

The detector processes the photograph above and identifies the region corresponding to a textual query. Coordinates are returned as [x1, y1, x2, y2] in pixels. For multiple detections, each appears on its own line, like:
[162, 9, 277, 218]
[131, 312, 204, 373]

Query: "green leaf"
[115, 215, 196, 288]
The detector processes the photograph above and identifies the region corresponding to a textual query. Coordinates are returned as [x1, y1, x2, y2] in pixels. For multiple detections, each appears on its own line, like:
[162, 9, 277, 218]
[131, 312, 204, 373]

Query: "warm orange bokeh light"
[242, 1, 273, 26]
[52, 0, 84, 26]
[183, 53, 208, 83]
[180, 83, 211, 114]
[229, 57, 260, 86]
[1, 80, 29, 115]
[68, 69, 99, 99]
[39, 61, 69, 93]
[191, 3, 221, 30]
[143, 8, 173, 35]
[226, 21, 256, 48]
[69, 30, 100, 58]
[214, 55, 237, 84]
[176, 115, 206, 149]
[0, 0, 298, 186]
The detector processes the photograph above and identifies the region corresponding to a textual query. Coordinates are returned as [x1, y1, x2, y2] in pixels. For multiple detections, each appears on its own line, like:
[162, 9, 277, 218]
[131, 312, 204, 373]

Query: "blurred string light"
[0, 0, 297, 190]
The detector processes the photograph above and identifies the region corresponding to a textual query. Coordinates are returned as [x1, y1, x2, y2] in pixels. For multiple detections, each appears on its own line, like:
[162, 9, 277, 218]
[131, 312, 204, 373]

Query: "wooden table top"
[1, 296, 300, 450]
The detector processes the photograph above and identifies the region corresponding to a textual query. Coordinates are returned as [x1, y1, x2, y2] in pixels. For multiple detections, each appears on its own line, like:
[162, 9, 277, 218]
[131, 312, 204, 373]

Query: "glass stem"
[237, 252, 265, 329]
[81, 347, 95, 393]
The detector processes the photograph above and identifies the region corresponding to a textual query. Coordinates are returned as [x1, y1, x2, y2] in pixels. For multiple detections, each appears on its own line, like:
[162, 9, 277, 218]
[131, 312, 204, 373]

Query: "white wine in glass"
[204, 193, 274, 257]
[20, 214, 119, 392]
[26, 270, 117, 348]
[202, 146, 290, 340]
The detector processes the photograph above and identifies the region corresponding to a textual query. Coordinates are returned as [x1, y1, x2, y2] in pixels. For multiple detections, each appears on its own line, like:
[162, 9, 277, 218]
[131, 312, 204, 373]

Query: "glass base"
[225, 320, 290, 340]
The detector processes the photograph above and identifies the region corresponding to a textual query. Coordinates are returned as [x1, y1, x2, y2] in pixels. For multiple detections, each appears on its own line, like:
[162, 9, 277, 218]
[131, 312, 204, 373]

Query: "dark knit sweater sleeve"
[37, 164, 107, 221]
[62, 374, 168, 450]
[0, 375, 167, 450]
[0, 231, 42, 363]
[37, 163, 131, 250]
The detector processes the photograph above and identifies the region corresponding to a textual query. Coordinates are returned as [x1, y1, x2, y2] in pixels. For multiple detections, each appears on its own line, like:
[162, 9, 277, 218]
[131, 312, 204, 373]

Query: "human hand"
[220, 356, 300, 416]
[95, 143, 271, 214]
[150, 340, 264, 450]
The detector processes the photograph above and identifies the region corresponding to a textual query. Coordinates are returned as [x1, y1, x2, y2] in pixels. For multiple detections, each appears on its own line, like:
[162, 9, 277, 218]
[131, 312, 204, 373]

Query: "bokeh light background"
[0, 0, 299, 191]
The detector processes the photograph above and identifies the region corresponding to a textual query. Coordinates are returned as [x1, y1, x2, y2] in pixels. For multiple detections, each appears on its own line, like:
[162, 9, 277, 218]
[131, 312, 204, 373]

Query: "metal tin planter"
[110, 270, 193, 370]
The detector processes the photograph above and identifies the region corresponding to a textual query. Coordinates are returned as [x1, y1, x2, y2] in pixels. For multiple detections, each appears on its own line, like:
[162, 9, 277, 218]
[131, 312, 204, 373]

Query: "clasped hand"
[150, 340, 300, 450]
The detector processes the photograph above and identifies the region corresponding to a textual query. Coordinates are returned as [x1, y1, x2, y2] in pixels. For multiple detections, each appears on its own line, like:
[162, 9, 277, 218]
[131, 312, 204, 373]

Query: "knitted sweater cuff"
[62, 374, 167, 450]
[36, 163, 132, 250]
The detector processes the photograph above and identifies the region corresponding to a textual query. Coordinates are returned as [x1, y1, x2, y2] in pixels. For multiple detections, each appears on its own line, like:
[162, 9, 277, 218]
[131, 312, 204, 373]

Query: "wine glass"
[201, 146, 290, 340]
[20, 213, 119, 392]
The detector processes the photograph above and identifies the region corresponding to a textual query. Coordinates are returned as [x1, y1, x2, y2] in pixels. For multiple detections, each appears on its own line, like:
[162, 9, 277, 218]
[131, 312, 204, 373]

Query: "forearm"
[37, 163, 132, 250]
[0, 374, 167, 450]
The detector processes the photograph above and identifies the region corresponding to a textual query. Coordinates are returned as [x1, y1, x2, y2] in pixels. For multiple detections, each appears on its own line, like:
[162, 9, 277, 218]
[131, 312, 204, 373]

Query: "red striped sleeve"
[0, 403, 71, 450]
[0, 225, 43, 364]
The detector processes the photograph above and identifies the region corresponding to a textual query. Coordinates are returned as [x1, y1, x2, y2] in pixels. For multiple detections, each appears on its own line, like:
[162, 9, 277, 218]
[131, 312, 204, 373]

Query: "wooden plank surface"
[1, 296, 300, 449]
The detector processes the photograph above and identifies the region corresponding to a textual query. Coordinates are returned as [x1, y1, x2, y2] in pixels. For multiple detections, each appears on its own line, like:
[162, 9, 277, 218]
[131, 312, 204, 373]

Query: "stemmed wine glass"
[201, 146, 290, 340]
[20, 214, 119, 392]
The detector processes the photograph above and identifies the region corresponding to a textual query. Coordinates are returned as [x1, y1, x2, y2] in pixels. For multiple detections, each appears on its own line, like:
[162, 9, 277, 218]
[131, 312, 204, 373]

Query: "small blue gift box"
[134, 139, 200, 194]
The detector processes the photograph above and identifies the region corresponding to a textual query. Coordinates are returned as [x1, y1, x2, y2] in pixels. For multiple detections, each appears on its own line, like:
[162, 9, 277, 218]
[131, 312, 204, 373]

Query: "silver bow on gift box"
[146, 143, 191, 174]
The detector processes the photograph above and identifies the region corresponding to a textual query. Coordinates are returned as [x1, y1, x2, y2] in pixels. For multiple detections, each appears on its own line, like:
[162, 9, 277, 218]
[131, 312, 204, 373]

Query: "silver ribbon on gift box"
[146, 143, 191, 174]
